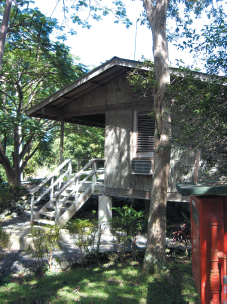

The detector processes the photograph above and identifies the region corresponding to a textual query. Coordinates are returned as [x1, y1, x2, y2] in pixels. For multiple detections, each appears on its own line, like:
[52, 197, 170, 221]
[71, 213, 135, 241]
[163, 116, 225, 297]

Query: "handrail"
[54, 159, 104, 225]
[32, 168, 70, 206]
[30, 158, 72, 224]
[54, 171, 94, 206]
[53, 159, 95, 198]
[30, 159, 71, 195]
[31, 158, 105, 226]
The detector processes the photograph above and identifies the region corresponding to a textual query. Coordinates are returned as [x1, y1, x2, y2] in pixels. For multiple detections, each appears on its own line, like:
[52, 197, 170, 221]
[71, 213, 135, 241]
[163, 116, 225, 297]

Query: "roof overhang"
[26, 56, 222, 128]
[26, 57, 145, 128]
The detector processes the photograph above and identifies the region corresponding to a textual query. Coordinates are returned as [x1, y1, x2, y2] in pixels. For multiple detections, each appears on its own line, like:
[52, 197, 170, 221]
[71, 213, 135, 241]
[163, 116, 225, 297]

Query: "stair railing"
[30, 158, 72, 223]
[54, 158, 104, 225]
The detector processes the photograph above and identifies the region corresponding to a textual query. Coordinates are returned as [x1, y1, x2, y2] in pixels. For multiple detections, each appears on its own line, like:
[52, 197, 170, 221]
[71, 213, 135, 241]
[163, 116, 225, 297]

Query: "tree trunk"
[0, 126, 22, 187]
[142, 0, 171, 274]
[0, 0, 12, 74]
[0, 141, 16, 185]
[13, 124, 22, 186]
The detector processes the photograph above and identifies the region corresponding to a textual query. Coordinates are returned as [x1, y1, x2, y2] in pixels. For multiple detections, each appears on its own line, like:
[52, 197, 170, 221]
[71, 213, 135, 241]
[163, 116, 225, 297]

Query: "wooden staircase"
[30, 159, 105, 227]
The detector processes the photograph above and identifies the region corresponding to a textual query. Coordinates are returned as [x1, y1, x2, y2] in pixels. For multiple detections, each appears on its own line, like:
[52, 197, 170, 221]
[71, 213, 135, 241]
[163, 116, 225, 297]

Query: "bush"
[0, 184, 28, 214]
[0, 227, 11, 256]
[67, 215, 102, 265]
[110, 205, 145, 262]
[26, 225, 60, 275]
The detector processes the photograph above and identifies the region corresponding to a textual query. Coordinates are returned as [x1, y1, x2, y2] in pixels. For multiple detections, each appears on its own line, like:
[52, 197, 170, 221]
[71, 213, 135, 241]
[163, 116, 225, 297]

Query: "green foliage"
[169, 67, 227, 178]
[127, 60, 158, 97]
[67, 217, 99, 265]
[69, 0, 132, 30]
[27, 225, 60, 275]
[110, 205, 145, 262]
[0, 3, 87, 186]
[0, 227, 10, 256]
[53, 124, 105, 161]
[0, 184, 27, 213]
[172, 5, 227, 76]
[128, 60, 227, 179]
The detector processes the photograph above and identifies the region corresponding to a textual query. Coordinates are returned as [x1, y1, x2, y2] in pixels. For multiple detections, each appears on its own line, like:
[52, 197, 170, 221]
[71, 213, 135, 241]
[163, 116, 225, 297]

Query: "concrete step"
[2, 222, 74, 250]
[33, 219, 55, 226]
[39, 211, 55, 219]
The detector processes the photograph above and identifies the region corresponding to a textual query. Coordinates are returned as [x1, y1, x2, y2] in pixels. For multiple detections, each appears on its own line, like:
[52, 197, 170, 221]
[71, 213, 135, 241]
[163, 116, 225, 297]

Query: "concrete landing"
[1, 210, 147, 252]
[1, 216, 73, 251]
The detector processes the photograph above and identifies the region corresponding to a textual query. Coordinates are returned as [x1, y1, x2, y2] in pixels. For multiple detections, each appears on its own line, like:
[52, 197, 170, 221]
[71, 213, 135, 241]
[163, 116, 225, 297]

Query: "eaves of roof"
[26, 56, 146, 117]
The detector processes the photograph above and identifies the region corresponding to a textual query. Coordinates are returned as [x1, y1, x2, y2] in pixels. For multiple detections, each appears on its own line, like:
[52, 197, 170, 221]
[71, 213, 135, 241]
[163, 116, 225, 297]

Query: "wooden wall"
[168, 146, 195, 192]
[104, 110, 195, 195]
[105, 109, 153, 192]
[63, 73, 132, 113]
[63, 71, 195, 201]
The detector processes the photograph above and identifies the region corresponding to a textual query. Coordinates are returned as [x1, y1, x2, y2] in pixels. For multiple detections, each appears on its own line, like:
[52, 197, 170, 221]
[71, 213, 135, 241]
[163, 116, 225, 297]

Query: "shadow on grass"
[0, 259, 199, 303]
[146, 259, 200, 303]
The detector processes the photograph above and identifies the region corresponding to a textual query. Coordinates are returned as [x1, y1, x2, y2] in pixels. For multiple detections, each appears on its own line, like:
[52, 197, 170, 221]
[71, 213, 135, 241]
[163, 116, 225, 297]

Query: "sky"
[31, 0, 199, 70]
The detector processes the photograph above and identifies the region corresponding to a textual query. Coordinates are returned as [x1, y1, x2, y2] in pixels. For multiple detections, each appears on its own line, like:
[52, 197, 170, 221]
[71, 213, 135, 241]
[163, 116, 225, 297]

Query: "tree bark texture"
[0, 0, 12, 74]
[0, 140, 17, 185]
[142, 0, 171, 274]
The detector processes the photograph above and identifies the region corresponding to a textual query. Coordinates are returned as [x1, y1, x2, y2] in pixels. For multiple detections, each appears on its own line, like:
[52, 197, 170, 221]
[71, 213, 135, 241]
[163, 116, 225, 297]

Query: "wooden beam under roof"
[41, 106, 63, 117]
[63, 100, 153, 118]
[56, 67, 127, 108]
[27, 57, 142, 117]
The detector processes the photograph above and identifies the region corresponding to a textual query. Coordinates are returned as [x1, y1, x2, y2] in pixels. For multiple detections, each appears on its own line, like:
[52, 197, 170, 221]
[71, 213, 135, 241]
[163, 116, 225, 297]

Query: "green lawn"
[0, 258, 199, 303]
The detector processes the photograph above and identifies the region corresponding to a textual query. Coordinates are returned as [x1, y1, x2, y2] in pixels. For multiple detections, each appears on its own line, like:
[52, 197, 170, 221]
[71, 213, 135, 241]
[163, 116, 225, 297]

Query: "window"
[137, 113, 155, 154]
[131, 110, 155, 175]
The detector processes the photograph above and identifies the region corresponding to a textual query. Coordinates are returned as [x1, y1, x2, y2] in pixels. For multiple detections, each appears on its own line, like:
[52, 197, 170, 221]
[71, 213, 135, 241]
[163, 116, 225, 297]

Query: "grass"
[0, 258, 199, 303]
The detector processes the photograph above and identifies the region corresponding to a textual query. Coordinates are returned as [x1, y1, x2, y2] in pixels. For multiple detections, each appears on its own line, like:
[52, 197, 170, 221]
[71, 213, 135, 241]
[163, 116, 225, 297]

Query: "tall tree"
[0, 5, 86, 186]
[130, 0, 217, 273]
[0, 0, 12, 73]
[141, 0, 171, 273]
[0, 0, 132, 73]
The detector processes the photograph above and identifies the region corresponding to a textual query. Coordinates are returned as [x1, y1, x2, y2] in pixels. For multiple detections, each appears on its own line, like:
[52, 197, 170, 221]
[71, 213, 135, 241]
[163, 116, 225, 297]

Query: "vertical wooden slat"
[60, 118, 64, 161]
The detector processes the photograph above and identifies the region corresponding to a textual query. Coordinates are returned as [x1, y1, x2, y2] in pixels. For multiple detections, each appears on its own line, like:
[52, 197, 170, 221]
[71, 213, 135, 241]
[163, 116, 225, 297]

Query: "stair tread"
[64, 200, 74, 205]
[40, 211, 55, 218]
[47, 206, 68, 211]
[33, 219, 55, 226]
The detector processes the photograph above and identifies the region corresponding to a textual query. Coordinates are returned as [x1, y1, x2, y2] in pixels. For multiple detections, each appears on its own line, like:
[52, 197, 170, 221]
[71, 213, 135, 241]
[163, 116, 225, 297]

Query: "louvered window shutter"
[137, 114, 155, 153]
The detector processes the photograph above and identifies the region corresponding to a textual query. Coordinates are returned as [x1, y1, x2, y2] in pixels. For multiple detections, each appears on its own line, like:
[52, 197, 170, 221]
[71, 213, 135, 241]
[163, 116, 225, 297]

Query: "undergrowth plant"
[172, 222, 191, 256]
[67, 216, 100, 265]
[27, 225, 60, 275]
[0, 227, 10, 257]
[110, 205, 145, 262]
[0, 184, 27, 213]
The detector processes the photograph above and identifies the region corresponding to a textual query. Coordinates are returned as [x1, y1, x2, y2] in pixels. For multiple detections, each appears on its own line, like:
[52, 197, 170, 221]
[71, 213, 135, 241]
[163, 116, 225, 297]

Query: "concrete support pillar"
[98, 196, 112, 233]
[144, 199, 150, 214]
[128, 198, 134, 205]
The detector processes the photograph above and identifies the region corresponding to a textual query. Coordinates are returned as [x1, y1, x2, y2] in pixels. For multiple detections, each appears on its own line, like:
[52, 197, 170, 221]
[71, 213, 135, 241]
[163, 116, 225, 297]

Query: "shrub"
[110, 205, 145, 261]
[67, 218, 97, 265]
[0, 184, 27, 213]
[26, 225, 60, 275]
[0, 227, 10, 257]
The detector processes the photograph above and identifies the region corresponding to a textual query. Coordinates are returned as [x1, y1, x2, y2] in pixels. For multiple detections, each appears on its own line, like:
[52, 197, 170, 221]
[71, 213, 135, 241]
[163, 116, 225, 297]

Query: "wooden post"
[75, 178, 78, 208]
[50, 177, 54, 201]
[92, 160, 97, 192]
[59, 118, 64, 188]
[60, 118, 64, 161]
[30, 194, 34, 225]
[194, 150, 200, 185]
[19, 125, 23, 181]
[55, 195, 59, 226]
[68, 160, 72, 180]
